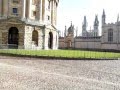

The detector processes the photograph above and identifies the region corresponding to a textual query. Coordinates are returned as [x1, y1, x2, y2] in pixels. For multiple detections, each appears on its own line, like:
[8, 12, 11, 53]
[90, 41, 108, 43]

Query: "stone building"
[59, 10, 120, 51]
[0, 0, 59, 49]
[82, 15, 99, 37]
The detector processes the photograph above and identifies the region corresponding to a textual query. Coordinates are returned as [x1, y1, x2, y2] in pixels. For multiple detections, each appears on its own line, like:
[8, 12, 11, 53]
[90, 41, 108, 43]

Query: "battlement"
[104, 22, 116, 27]
[107, 22, 115, 25]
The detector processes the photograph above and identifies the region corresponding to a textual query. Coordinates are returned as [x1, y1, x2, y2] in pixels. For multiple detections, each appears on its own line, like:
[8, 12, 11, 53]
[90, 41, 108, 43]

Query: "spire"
[82, 16, 87, 37]
[64, 25, 67, 36]
[71, 21, 72, 26]
[102, 9, 105, 16]
[94, 15, 99, 26]
[102, 9, 106, 25]
[83, 16, 87, 25]
[117, 14, 119, 22]
[82, 16, 87, 28]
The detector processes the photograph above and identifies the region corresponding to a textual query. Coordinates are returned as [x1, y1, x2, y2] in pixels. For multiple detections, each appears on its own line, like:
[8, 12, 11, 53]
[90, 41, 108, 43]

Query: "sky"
[57, 0, 120, 36]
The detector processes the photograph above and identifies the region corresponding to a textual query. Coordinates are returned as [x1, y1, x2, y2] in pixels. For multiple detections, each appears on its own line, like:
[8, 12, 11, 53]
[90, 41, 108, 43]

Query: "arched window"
[108, 29, 113, 42]
[32, 30, 38, 46]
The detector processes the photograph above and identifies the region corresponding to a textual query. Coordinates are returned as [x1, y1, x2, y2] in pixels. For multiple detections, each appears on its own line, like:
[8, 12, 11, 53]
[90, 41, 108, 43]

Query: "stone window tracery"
[108, 29, 113, 42]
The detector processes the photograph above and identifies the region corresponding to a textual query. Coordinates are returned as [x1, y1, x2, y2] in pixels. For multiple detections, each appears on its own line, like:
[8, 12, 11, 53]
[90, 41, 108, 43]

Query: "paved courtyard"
[0, 56, 120, 90]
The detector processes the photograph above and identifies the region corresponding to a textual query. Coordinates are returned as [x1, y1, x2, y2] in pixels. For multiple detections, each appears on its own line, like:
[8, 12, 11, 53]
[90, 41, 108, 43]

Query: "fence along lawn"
[0, 49, 119, 59]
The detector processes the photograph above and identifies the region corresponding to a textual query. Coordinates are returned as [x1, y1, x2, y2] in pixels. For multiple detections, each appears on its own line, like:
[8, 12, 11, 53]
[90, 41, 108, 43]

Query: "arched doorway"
[8, 27, 19, 49]
[67, 40, 72, 48]
[48, 32, 53, 49]
[32, 30, 38, 46]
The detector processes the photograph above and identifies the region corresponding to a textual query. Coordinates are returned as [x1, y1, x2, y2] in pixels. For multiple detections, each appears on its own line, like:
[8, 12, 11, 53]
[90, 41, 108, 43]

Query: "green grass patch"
[0, 49, 119, 59]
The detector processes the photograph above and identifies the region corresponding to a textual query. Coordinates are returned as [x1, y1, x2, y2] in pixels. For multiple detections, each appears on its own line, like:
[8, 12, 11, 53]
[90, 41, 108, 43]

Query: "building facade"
[0, 0, 59, 49]
[59, 10, 120, 51]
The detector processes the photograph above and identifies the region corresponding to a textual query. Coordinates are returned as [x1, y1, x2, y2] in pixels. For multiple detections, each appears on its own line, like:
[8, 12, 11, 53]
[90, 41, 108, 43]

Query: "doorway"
[48, 32, 53, 49]
[8, 27, 19, 49]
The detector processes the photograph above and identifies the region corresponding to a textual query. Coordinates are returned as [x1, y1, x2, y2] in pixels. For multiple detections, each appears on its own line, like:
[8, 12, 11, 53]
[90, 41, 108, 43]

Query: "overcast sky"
[57, 0, 120, 36]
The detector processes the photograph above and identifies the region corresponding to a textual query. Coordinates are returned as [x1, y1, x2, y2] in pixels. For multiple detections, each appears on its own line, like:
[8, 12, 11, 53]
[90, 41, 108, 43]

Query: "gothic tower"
[94, 15, 99, 36]
[82, 16, 87, 37]
[101, 9, 106, 43]
[102, 9, 106, 26]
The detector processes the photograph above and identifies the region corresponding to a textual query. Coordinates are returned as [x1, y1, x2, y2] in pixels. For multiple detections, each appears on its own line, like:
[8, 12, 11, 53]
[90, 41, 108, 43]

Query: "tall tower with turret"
[82, 16, 87, 37]
[94, 15, 99, 36]
[102, 9, 106, 26]
[101, 9, 106, 43]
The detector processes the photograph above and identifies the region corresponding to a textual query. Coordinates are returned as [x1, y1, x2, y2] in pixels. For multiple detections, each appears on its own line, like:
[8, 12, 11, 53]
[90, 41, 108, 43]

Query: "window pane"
[13, 8, 17, 13]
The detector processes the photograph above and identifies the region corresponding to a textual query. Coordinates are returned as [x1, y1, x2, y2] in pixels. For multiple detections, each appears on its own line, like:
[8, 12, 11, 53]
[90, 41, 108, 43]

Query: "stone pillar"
[42, 0, 45, 21]
[38, 29, 43, 49]
[52, 31, 55, 49]
[51, 0, 54, 25]
[25, 0, 30, 19]
[55, 31, 58, 49]
[54, 2, 57, 25]
[24, 26, 33, 49]
[2, 31, 8, 45]
[3, 0, 8, 17]
[28, 0, 32, 19]
[18, 32, 24, 49]
[39, 0, 42, 22]
[22, 0, 26, 19]
[43, 28, 49, 50]
[0, 0, 2, 17]
[42, 27, 46, 49]
[54, 1, 58, 26]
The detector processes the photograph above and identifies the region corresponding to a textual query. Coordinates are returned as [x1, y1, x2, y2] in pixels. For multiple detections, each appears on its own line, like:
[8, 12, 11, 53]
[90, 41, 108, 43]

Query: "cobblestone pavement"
[0, 56, 120, 90]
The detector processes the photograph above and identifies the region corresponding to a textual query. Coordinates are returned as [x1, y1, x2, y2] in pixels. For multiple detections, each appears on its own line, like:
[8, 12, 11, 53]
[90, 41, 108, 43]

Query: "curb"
[0, 53, 118, 60]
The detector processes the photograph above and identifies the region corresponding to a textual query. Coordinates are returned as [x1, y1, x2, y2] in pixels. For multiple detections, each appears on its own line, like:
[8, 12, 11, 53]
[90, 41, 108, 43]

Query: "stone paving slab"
[0, 56, 120, 90]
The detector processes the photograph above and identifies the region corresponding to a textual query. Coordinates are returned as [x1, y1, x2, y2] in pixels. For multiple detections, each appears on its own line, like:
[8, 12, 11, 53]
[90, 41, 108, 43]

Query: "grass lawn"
[0, 49, 119, 59]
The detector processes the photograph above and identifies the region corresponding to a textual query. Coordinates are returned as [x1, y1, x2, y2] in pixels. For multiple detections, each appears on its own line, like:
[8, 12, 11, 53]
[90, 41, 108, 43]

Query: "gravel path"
[0, 56, 120, 90]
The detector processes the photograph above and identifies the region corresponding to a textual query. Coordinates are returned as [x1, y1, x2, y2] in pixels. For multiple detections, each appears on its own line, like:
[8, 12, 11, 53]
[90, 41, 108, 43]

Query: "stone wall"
[59, 37, 101, 49]
[0, 21, 24, 49]
[74, 37, 101, 49]
[59, 36, 120, 51]
[44, 26, 58, 50]
[101, 44, 120, 50]
[0, 18, 58, 50]
[24, 25, 44, 50]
